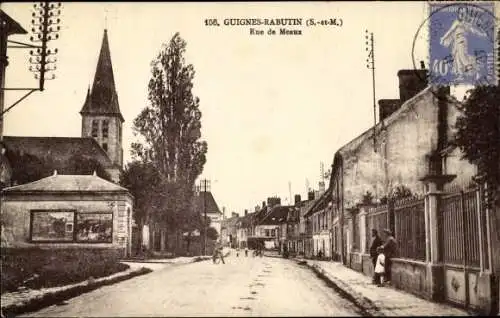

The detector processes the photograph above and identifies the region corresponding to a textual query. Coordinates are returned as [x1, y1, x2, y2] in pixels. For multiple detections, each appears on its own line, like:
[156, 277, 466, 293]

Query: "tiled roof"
[3, 136, 113, 169]
[2, 172, 128, 193]
[80, 30, 123, 122]
[192, 191, 222, 215]
[258, 206, 291, 225]
[304, 190, 332, 217]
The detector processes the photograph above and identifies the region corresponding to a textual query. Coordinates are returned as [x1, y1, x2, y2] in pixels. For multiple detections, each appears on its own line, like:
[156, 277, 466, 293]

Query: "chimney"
[308, 191, 315, 201]
[378, 99, 402, 121]
[294, 194, 301, 205]
[267, 197, 281, 208]
[397, 63, 428, 104]
[244, 209, 248, 216]
[262, 201, 266, 208]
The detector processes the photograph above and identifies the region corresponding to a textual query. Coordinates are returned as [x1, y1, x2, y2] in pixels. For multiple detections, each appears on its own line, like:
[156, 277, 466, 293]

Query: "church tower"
[80, 29, 124, 169]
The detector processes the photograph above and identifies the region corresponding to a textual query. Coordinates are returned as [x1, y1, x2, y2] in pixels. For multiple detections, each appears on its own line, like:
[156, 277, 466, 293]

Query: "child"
[374, 246, 385, 286]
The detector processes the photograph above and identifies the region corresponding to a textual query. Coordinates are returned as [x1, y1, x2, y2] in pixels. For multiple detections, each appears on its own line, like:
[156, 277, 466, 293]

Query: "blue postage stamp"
[429, 2, 497, 86]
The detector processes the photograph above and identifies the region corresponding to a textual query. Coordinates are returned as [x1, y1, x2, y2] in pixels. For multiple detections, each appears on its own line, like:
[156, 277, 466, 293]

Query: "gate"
[440, 187, 482, 309]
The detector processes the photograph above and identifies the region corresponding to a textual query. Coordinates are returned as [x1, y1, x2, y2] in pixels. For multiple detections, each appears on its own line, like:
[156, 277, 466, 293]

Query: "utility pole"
[365, 29, 377, 152]
[200, 178, 210, 255]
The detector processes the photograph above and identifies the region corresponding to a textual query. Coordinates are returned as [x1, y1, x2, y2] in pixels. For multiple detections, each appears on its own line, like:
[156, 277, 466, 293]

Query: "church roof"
[2, 172, 128, 194]
[192, 191, 222, 215]
[80, 29, 124, 122]
[3, 136, 114, 169]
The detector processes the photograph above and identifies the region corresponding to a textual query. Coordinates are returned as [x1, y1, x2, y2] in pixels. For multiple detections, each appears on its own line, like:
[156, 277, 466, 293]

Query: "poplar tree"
[131, 33, 208, 252]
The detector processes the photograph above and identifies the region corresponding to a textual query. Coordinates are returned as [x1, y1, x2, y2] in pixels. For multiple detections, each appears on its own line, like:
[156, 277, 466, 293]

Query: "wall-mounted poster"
[76, 213, 113, 243]
[31, 211, 75, 242]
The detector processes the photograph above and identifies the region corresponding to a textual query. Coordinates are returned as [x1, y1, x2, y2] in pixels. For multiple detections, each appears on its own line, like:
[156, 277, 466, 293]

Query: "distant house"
[221, 212, 240, 247]
[235, 211, 255, 249]
[1, 171, 134, 257]
[285, 195, 302, 255]
[253, 204, 290, 250]
[192, 190, 223, 234]
[304, 188, 332, 259]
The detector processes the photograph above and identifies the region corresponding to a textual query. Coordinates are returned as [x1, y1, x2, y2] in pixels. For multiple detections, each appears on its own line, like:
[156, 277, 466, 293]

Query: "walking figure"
[369, 229, 383, 284]
[374, 246, 385, 286]
[245, 247, 249, 257]
[212, 245, 225, 264]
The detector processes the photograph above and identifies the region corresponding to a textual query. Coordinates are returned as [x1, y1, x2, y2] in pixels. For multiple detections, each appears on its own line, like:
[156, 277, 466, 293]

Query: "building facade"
[1, 172, 134, 257]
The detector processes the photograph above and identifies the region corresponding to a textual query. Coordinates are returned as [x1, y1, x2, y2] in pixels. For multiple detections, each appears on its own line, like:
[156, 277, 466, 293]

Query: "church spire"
[80, 29, 123, 122]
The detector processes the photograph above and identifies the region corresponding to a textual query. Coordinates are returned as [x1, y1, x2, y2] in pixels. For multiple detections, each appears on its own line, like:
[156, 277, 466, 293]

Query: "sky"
[3, 2, 437, 216]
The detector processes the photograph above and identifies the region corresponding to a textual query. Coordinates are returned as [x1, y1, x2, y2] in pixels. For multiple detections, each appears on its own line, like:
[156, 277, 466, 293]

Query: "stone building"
[1, 171, 134, 257]
[328, 67, 498, 313]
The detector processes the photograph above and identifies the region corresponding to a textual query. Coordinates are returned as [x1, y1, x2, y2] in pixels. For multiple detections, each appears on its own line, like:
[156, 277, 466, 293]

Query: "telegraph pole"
[365, 30, 377, 152]
[200, 179, 210, 255]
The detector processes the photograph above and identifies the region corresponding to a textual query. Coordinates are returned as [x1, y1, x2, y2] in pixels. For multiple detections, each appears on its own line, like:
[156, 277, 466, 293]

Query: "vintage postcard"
[1, 1, 499, 317]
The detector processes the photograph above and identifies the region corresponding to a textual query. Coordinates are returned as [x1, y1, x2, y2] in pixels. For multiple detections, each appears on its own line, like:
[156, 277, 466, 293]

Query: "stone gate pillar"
[420, 173, 455, 301]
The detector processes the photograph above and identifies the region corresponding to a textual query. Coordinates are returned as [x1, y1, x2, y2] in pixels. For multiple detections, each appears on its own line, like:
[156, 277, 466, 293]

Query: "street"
[22, 255, 362, 317]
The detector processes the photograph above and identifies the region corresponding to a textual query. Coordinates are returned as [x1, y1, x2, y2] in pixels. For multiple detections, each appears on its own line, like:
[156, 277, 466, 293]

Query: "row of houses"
[222, 67, 499, 314]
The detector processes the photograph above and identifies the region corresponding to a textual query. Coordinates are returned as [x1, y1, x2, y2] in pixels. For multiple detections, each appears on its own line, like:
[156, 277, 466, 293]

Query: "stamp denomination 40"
[429, 2, 497, 86]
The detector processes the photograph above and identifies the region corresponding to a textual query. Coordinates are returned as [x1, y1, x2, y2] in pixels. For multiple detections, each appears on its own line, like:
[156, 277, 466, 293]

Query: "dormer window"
[102, 120, 109, 138]
[91, 120, 98, 138]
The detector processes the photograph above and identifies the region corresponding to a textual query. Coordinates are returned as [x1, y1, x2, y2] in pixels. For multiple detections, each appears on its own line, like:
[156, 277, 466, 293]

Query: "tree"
[131, 33, 208, 252]
[454, 85, 500, 208]
[120, 161, 166, 253]
[454, 85, 500, 243]
[206, 227, 218, 241]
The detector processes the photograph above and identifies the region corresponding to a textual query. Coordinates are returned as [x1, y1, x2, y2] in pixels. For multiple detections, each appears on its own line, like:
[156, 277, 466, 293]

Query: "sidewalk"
[296, 258, 471, 316]
[1, 256, 209, 317]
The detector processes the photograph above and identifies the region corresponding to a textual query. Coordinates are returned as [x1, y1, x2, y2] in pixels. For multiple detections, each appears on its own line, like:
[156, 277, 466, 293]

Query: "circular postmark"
[412, 2, 498, 90]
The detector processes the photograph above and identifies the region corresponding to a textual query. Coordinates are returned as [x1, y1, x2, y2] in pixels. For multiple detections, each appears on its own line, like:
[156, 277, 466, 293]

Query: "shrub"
[1, 247, 128, 293]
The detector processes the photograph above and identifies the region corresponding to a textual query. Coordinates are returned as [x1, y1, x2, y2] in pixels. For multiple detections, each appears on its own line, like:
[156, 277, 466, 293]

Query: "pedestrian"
[245, 247, 248, 257]
[381, 228, 397, 284]
[236, 247, 240, 257]
[369, 229, 383, 284]
[374, 246, 385, 287]
[218, 245, 225, 264]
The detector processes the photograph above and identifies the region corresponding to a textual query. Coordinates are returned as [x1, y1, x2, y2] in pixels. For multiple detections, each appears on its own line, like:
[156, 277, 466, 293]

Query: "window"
[76, 213, 113, 243]
[102, 120, 109, 138]
[102, 143, 108, 152]
[30, 210, 75, 242]
[265, 229, 270, 237]
[91, 120, 99, 138]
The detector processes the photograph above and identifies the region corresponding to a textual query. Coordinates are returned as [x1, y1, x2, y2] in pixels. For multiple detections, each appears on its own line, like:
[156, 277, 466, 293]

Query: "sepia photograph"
[0, 1, 499, 317]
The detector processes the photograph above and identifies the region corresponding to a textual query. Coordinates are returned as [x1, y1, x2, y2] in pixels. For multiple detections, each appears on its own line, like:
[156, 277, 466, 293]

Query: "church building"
[0, 29, 124, 187]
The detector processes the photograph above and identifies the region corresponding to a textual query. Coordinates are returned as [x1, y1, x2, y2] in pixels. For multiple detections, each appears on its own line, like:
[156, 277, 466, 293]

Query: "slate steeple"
[81, 29, 124, 169]
[80, 29, 123, 122]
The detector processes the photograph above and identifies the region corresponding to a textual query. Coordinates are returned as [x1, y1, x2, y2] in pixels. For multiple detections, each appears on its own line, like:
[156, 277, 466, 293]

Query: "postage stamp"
[428, 1, 497, 86]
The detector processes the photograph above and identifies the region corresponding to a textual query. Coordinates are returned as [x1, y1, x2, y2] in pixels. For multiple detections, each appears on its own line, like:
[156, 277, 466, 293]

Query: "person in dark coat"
[381, 229, 397, 283]
[369, 229, 383, 284]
